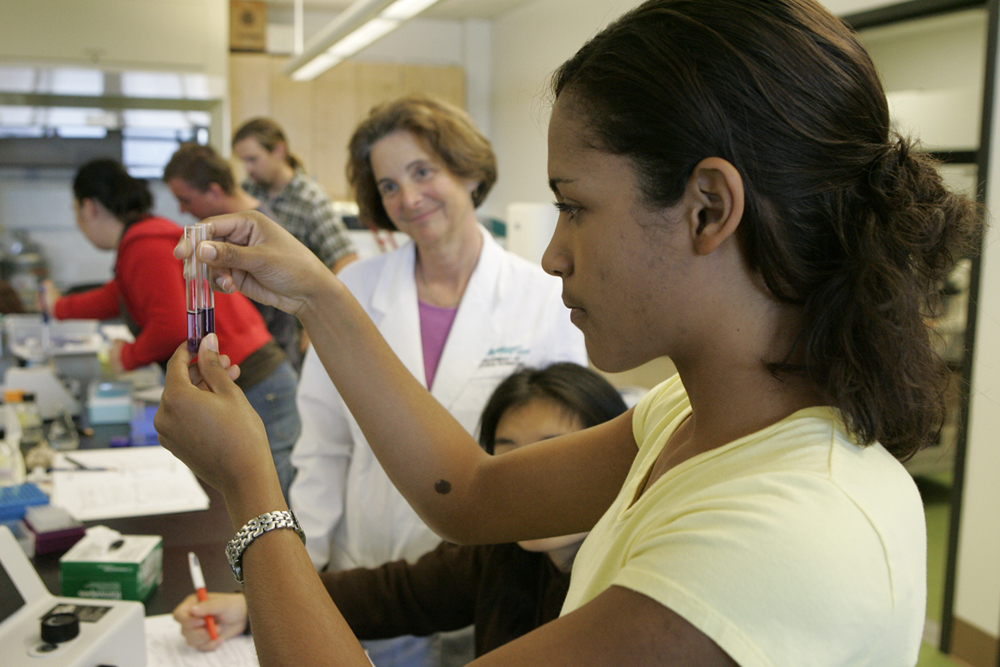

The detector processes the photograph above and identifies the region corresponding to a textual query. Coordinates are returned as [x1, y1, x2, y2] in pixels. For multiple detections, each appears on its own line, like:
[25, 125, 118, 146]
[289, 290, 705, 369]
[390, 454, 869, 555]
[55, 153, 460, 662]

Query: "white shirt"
[290, 226, 588, 570]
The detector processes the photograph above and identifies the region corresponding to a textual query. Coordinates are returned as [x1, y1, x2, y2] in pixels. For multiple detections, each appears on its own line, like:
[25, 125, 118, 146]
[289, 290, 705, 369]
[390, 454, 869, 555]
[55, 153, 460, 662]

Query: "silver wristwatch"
[226, 510, 305, 584]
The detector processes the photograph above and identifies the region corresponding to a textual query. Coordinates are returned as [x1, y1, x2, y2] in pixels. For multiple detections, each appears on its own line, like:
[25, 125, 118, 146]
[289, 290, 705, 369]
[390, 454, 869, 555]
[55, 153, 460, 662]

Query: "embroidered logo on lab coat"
[481, 346, 531, 368]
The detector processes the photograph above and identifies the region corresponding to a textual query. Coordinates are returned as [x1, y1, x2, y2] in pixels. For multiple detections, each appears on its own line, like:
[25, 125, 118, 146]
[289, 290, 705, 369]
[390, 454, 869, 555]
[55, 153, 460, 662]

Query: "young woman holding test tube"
[155, 0, 982, 664]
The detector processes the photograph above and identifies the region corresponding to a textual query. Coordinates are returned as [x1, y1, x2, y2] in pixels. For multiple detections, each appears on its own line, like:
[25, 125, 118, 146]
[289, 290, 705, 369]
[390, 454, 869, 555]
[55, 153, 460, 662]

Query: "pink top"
[419, 300, 458, 389]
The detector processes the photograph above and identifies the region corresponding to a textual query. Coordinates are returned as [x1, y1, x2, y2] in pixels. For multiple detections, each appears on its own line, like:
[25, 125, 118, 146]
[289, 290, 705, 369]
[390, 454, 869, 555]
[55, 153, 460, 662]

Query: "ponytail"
[73, 159, 153, 227]
[793, 136, 982, 458]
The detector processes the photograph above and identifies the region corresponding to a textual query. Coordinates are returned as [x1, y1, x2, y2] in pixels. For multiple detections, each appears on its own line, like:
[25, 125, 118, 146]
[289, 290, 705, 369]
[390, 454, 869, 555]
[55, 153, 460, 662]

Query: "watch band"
[226, 510, 304, 584]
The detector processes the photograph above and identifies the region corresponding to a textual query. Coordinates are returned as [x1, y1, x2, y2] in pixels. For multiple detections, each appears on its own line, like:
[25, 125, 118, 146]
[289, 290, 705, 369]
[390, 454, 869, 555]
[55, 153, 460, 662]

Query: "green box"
[59, 534, 162, 601]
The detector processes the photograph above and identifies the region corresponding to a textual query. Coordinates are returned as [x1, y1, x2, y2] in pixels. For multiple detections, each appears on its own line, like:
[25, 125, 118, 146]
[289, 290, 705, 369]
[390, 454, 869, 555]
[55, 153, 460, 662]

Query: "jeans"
[244, 360, 301, 502]
[362, 636, 437, 667]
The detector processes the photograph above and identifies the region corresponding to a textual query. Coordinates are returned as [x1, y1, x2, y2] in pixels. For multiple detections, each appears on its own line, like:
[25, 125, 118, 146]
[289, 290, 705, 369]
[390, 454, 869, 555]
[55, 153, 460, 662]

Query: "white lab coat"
[290, 225, 587, 571]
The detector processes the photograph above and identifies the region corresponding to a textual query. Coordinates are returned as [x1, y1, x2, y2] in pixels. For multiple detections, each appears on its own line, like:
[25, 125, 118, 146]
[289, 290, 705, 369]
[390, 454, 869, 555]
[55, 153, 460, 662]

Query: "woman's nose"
[541, 222, 572, 278]
[400, 182, 423, 208]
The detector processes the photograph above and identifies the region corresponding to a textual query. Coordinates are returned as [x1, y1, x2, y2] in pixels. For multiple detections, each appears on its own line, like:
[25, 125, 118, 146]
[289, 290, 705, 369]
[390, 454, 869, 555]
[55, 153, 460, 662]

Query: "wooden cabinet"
[229, 54, 465, 201]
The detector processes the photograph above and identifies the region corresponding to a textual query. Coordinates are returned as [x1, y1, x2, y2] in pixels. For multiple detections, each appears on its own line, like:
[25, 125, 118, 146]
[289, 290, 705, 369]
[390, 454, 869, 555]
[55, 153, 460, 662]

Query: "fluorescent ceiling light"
[284, 0, 443, 81]
[291, 53, 342, 82]
[382, 0, 441, 21]
[329, 18, 399, 58]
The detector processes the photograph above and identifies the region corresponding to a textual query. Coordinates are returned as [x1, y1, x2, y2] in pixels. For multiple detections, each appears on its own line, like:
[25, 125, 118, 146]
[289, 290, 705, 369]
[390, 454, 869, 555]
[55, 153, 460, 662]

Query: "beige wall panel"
[312, 62, 359, 201]
[355, 61, 405, 120]
[401, 64, 466, 108]
[268, 57, 315, 176]
[229, 54, 273, 136]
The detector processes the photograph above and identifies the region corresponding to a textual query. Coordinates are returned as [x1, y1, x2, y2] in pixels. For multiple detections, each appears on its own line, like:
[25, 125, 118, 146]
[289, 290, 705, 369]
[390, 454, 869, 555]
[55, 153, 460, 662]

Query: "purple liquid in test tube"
[185, 224, 215, 353]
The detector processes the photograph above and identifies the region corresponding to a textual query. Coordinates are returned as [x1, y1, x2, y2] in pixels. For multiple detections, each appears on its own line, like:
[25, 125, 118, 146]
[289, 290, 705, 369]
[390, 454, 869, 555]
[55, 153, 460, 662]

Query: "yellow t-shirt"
[562, 375, 926, 667]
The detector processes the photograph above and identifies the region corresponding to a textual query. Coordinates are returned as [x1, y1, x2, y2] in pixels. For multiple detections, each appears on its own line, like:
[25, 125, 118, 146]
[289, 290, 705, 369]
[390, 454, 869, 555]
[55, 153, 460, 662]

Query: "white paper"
[51, 447, 209, 521]
[144, 614, 259, 667]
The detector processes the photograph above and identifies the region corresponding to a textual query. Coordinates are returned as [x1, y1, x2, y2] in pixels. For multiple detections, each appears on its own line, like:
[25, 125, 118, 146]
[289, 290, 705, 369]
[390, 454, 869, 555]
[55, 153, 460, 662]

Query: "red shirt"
[54, 216, 272, 371]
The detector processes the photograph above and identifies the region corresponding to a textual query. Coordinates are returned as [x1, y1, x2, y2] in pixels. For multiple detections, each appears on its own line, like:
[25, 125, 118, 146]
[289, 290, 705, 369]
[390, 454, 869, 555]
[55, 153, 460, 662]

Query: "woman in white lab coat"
[288, 94, 586, 667]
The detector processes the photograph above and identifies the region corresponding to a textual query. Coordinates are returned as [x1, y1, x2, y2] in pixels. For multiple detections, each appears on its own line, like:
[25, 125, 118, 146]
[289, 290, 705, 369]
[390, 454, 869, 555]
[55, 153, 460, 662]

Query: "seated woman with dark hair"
[173, 362, 627, 657]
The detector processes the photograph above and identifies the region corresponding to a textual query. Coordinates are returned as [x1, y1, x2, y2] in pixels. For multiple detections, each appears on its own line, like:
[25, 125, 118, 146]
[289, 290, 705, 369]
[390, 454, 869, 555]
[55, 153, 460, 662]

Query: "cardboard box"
[60, 534, 162, 601]
[231, 0, 267, 52]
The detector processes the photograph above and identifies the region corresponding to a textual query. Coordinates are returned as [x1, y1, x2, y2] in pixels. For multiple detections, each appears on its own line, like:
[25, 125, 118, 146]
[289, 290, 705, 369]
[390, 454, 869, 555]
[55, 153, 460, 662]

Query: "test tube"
[184, 224, 215, 353]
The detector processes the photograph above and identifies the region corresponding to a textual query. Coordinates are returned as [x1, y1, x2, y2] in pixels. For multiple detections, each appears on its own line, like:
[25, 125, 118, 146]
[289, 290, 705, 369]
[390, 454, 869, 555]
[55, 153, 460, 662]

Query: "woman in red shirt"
[45, 158, 301, 500]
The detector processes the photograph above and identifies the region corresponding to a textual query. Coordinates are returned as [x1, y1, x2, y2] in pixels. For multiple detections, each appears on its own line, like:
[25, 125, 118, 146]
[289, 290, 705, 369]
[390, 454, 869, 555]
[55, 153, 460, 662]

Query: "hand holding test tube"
[185, 224, 215, 353]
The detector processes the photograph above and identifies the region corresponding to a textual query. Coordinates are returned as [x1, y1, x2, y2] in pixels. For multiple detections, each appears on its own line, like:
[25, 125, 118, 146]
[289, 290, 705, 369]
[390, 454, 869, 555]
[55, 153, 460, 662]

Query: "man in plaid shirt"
[233, 118, 358, 274]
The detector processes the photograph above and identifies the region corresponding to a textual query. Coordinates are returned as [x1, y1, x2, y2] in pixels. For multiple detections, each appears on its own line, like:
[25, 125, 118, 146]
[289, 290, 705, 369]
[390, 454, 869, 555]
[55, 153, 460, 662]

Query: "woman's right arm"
[182, 212, 637, 543]
[51, 281, 121, 321]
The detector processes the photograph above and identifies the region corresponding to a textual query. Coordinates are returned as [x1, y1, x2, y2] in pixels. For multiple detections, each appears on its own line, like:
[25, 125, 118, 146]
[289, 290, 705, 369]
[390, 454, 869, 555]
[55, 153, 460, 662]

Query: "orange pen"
[187, 551, 219, 641]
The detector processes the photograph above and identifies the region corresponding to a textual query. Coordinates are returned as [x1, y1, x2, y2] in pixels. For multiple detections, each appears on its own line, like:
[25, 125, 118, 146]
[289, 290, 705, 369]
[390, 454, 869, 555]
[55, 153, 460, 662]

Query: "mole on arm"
[434, 479, 452, 495]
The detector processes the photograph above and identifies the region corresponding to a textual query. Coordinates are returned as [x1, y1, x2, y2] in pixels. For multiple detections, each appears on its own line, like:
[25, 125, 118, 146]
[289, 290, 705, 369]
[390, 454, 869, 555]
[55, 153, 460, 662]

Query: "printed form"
[51, 447, 209, 521]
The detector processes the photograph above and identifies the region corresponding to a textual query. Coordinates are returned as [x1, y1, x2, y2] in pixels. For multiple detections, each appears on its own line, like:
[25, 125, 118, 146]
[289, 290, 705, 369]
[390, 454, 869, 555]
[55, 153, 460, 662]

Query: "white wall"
[484, 0, 635, 220]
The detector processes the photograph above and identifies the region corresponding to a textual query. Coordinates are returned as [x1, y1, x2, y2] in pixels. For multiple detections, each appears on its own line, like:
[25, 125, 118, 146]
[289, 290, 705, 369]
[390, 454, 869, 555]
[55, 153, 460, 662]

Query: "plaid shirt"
[245, 172, 357, 268]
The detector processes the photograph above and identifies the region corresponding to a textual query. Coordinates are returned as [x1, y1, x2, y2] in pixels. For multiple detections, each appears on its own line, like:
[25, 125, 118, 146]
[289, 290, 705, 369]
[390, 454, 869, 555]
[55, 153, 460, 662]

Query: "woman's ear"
[682, 157, 744, 256]
[79, 197, 99, 221]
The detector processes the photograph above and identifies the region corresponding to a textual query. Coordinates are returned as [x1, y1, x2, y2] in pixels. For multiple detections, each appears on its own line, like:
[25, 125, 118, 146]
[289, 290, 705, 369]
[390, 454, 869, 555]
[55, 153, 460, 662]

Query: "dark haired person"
[157, 0, 983, 664]
[231, 118, 356, 274]
[288, 93, 586, 667]
[173, 363, 627, 658]
[44, 159, 301, 501]
[164, 143, 305, 372]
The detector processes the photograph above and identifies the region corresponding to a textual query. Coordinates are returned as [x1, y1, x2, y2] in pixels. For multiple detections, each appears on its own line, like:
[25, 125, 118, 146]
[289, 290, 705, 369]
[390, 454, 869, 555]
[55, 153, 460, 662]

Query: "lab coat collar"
[368, 226, 501, 407]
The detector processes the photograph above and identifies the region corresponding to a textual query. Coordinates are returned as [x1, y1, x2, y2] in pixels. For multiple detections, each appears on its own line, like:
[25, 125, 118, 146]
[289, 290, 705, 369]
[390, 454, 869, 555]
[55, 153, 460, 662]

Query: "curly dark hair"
[347, 93, 497, 231]
[551, 0, 984, 460]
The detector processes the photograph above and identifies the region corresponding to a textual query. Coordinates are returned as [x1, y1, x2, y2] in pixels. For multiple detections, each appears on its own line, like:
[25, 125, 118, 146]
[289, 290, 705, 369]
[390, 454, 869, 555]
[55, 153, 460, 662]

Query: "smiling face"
[491, 398, 589, 557]
[368, 130, 479, 248]
[542, 95, 696, 373]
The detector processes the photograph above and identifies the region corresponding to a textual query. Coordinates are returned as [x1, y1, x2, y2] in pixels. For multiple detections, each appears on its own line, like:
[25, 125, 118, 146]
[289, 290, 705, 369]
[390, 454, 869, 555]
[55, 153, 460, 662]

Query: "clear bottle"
[0, 426, 26, 487]
[17, 392, 44, 447]
[46, 410, 79, 451]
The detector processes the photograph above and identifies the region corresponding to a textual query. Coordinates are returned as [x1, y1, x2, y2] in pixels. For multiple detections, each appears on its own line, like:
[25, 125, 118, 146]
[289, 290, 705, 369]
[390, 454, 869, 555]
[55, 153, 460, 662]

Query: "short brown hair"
[347, 94, 497, 231]
[232, 117, 302, 171]
[163, 143, 235, 195]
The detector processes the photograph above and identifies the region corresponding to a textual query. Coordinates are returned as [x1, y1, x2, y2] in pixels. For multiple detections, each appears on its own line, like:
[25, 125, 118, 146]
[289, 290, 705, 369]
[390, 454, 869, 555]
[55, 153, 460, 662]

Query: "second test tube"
[185, 224, 215, 353]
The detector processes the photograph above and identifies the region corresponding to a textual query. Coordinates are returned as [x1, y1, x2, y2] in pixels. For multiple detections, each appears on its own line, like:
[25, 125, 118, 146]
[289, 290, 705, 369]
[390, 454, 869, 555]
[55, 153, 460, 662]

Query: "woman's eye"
[553, 201, 580, 219]
[379, 182, 397, 196]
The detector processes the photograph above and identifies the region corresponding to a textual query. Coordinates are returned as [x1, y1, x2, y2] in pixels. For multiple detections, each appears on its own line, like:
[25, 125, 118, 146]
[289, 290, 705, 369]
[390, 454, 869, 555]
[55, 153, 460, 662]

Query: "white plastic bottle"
[0, 426, 26, 487]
